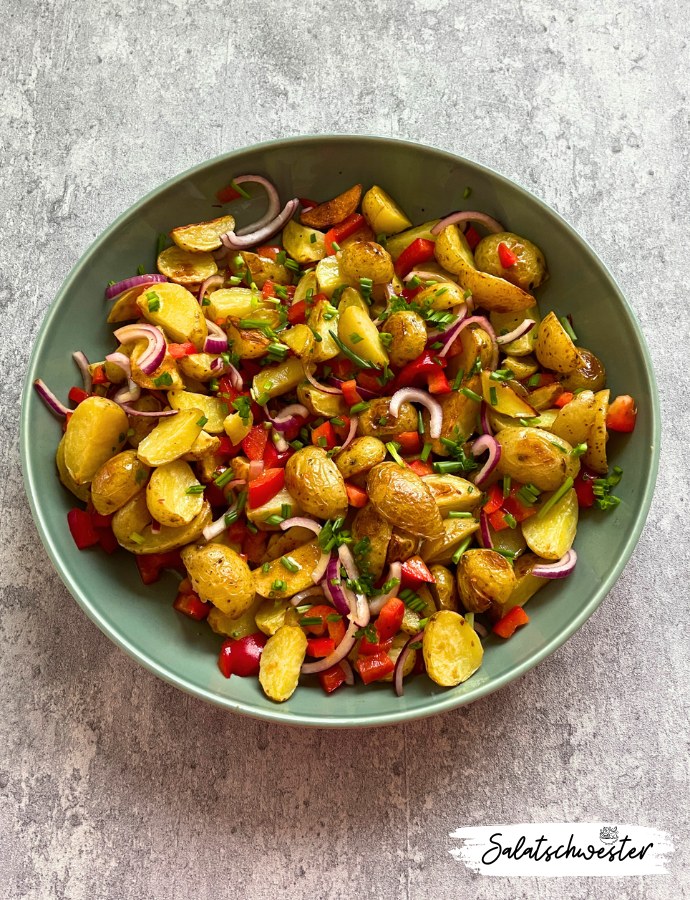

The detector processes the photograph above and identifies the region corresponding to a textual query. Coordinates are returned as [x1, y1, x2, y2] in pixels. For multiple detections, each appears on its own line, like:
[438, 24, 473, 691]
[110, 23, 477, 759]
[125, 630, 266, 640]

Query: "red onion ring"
[430, 211, 504, 236]
[280, 517, 322, 535]
[403, 270, 456, 284]
[305, 368, 343, 395]
[435, 305, 468, 357]
[113, 380, 141, 405]
[369, 561, 402, 615]
[390, 388, 443, 439]
[270, 427, 289, 452]
[290, 585, 325, 607]
[203, 319, 228, 354]
[301, 618, 359, 675]
[213, 360, 243, 391]
[265, 403, 308, 433]
[212, 246, 228, 262]
[105, 274, 167, 301]
[72, 351, 92, 394]
[105, 351, 132, 380]
[233, 175, 281, 236]
[248, 459, 264, 481]
[474, 621, 488, 638]
[311, 550, 331, 585]
[221, 198, 299, 250]
[113, 324, 167, 375]
[225, 479, 246, 491]
[383, 282, 396, 300]
[480, 401, 493, 436]
[393, 628, 425, 697]
[340, 658, 355, 686]
[338, 544, 359, 581]
[454, 315, 498, 370]
[495, 319, 536, 345]
[117, 397, 178, 417]
[323, 555, 352, 618]
[472, 434, 501, 486]
[198, 274, 224, 306]
[151, 519, 161, 535]
[532, 549, 577, 579]
[202, 502, 237, 542]
[479, 509, 493, 549]
[34, 379, 71, 416]
[340, 415, 359, 451]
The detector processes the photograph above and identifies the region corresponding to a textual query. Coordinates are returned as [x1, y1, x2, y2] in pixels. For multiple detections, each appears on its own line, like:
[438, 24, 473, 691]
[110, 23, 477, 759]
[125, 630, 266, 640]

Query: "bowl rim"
[20, 134, 661, 728]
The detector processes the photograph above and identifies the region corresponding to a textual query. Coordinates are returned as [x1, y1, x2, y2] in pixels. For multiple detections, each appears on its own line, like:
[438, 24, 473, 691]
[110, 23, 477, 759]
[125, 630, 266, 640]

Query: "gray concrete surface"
[1, 1, 688, 897]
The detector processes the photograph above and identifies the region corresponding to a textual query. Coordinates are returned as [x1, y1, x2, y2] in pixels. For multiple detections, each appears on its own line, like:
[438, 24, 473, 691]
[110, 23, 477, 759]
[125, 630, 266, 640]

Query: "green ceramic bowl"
[21, 136, 659, 728]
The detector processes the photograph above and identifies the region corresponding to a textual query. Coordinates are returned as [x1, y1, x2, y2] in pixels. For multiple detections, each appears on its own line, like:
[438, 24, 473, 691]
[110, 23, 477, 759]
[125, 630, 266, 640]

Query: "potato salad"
[36, 176, 638, 702]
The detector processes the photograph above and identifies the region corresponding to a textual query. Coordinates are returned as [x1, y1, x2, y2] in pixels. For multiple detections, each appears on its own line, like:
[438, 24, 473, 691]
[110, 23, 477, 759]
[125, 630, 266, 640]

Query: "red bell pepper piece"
[135, 550, 185, 585]
[91, 364, 108, 385]
[242, 528, 268, 564]
[607, 395, 637, 432]
[356, 370, 385, 395]
[359, 634, 394, 657]
[395, 350, 447, 389]
[173, 591, 212, 621]
[307, 637, 336, 658]
[375, 597, 405, 642]
[400, 556, 435, 590]
[204, 482, 229, 508]
[287, 299, 307, 325]
[356, 650, 396, 684]
[331, 415, 351, 445]
[531, 372, 556, 388]
[218, 633, 267, 678]
[574, 465, 598, 508]
[311, 421, 337, 451]
[299, 198, 318, 212]
[427, 368, 452, 395]
[67, 508, 99, 549]
[324, 212, 366, 255]
[502, 485, 537, 523]
[318, 663, 347, 693]
[167, 342, 196, 359]
[464, 225, 481, 250]
[482, 483, 504, 515]
[263, 440, 293, 469]
[262, 280, 276, 299]
[331, 357, 354, 378]
[248, 467, 285, 509]
[226, 520, 247, 545]
[95, 525, 119, 554]
[68, 386, 89, 404]
[396, 432, 422, 455]
[301, 605, 346, 644]
[340, 379, 363, 407]
[405, 459, 434, 477]
[345, 483, 368, 508]
[488, 509, 511, 532]
[255, 245, 280, 261]
[91, 510, 113, 528]
[216, 436, 242, 457]
[498, 242, 518, 268]
[242, 424, 269, 460]
[554, 392, 574, 409]
[493, 605, 530, 639]
[394, 238, 436, 278]
[216, 183, 243, 203]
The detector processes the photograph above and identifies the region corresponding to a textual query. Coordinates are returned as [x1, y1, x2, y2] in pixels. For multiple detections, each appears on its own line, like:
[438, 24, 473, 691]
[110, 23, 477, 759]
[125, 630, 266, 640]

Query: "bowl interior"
[21, 136, 659, 727]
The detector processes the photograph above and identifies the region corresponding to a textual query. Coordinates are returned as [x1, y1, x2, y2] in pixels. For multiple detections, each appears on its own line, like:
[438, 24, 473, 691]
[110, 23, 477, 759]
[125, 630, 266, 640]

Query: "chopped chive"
[310, 232, 317, 243]
[262, 562, 270, 573]
[570, 442, 588, 457]
[281, 503, 290, 519]
[448, 511, 473, 518]
[452, 368, 465, 391]
[504, 512, 517, 529]
[230, 180, 251, 199]
[326, 613, 342, 623]
[463, 187, 471, 199]
[433, 460, 466, 474]
[152, 372, 173, 387]
[451, 535, 473, 564]
[420, 443, 432, 462]
[137, 264, 145, 276]
[300, 616, 323, 626]
[224, 510, 239, 526]
[185, 484, 205, 494]
[196, 415, 208, 427]
[503, 475, 511, 498]
[489, 386, 498, 407]
[538, 478, 574, 519]
[349, 332, 364, 344]
[264, 514, 284, 525]
[129, 531, 145, 544]
[350, 401, 371, 415]
[147, 297, 160, 312]
[528, 373, 541, 387]
[276, 250, 286, 266]
[214, 468, 235, 488]
[386, 442, 405, 467]
[550, 441, 567, 453]
[560, 316, 578, 342]
[460, 387, 482, 403]
[281, 556, 299, 573]
[417, 410, 425, 436]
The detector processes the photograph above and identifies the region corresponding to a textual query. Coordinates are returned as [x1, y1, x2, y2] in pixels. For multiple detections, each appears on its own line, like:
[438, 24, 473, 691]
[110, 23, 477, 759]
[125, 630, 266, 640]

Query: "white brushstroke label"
[449, 823, 674, 876]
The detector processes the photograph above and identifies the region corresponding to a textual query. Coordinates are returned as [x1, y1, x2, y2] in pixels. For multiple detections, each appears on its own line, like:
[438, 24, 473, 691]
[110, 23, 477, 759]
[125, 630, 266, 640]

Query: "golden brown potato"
[146, 460, 203, 527]
[246, 487, 303, 532]
[424, 376, 482, 453]
[283, 325, 315, 362]
[361, 185, 413, 235]
[315, 255, 357, 298]
[91, 450, 149, 515]
[113, 495, 211, 554]
[496, 427, 579, 491]
[366, 462, 444, 539]
[263, 526, 317, 563]
[340, 241, 394, 284]
[182, 431, 221, 461]
[474, 232, 548, 292]
[422, 474, 483, 516]
[386, 529, 420, 564]
[126, 341, 184, 391]
[357, 397, 418, 438]
[582, 389, 610, 474]
[107, 287, 146, 323]
[490, 305, 541, 357]
[170, 215, 235, 253]
[528, 382, 564, 411]
[337, 305, 389, 368]
[488, 407, 559, 434]
[420, 517, 479, 565]
[177, 353, 223, 383]
[488, 553, 548, 623]
[456, 549, 516, 613]
[502, 354, 539, 380]
[136, 408, 205, 467]
[166, 390, 226, 434]
[233, 251, 292, 289]
[259, 625, 307, 702]
[551, 390, 596, 446]
[352, 502, 393, 576]
[255, 598, 293, 636]
[137, 283, 208, 351]
[157, 245, 217, 285]
[522, 487, 578, 559]
[560, 348, 607, 392]
[335, 437, 387, 480]
[337, 286, 369, 315]
[413, 280, 468, 312]
[125, 395, 162, 447]
[535, 311, 581, 374]
[297, 384, 349, 419]
[252, 357, 305, 400]
[56, 437, 91, 502]
[445, 325, 495, 383]
[63, 397, 129, 485]
[181, 543, 254, 617]
[380, 310, 427, 367]
[481, 370, 538, 418]
[386, 221, 440, 262]
[285, 447, 348, 520]
[380, 632, 417, 682]
[207, 596, 264, 641]
[307, 297, 341, 364]
[423, 610, 483, 687]
[205, 287, 266, 322]
[281, 220, 327, 264]
[300, 184, 362, 229]
[429, 565, 459, 612]
[253, 538, 323, 599]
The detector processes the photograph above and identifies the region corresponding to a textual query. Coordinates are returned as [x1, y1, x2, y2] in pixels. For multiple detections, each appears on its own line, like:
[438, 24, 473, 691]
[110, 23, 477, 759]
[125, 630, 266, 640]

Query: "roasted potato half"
[420, 517, 479, 565]
[423, 376, 482, 453]
[253, 538, 323, 600]
[181, 543, 254, 616]
[157, 246, 217, 285]
[281, 219, 327, 264]
[456, 549, 516, 613]
[146, 459, 203, 527]
[113, 495, 211, 554]
[358, 397, 418, 438]
[534, 311, 581, 374]
[340, 241, 394, 284]
[337, 305, 389, 369]
[137, 282, 208, 351]
[495, 427, 579, 492]
[167, 390, 226, 433]
[429, 564, 459, 612]
[56, 437, 90, 502]
[474, 232, 548, 292]
[170, 215, 235, 253]
[285, 448, 348, 521]
[582, 389, 610, 475]
[259, 625, 308, 702]
[490, 305, 541, 357]
[422, 473, 483, 516]
[521, 487, 578, 559]
[361, 185, 412, 236]
[351, 502, 393, 577]
[381, 310, 427, 367]
[423, 610, 483, 687]
[560, 348, 607, 393]
[488, 553, 548, 623]
[63, 397, 129, 485]
[366, 462, 444, 539]
[300, 184, 362, 229]
[551, 390, 596, 446]
[136, 408, 205, 467]
[205, 287, 266, 322]
[335, 437, 387, 481]
[91, 450, 149, 515]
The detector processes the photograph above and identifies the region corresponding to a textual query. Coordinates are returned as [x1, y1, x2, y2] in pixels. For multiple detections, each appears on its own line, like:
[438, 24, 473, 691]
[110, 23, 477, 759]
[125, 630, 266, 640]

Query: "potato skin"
[259, 625, 308, 702]
[422, 474, 483, 516]
[424, 376, 482, 453]
[420, 517, 479, 565]
[488, 553, 548, 623]
[352, 502, 393, 576]
[474, 232, 548, 292]
[300, 184, 362, 229]
[146, 459, 203, 527]
[56, 437, 90, 502]
[366, 462, 444, 539]
[340, 241, 394, 284]
[446, 326, 494, 382]
[386, 529, 420, 564]
[560, 348, 606, 392]
[496, 427, 580, 492]
[521, 487, 578, 559]
[582, 389, 610, 475]
[170, 215, 235, 253]
[180, 543, 254, 617]
[91, 450, 149, 515]
[430, 564, 459, 612]
[551, 390, 596, 446]
[358, 397, 418, 438]
[335, 437, 387, 480]
[423, 610, 483, 687]
[63, 396, 129, 485]
[535, 311, 581, 374]
[253, 538, 323, 599]
[113, 496, 212, 554]
[285, 447, 348, 520]
[381, 310, 427, 367]
[456, 549, 516, 614]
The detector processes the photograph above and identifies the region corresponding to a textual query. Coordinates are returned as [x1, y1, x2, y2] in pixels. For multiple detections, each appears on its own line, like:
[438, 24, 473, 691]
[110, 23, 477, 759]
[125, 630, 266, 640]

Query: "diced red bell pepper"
[217, 436, 242, 458]
[218, 632, 267, 678]
[318, 663, 347, 693]
[340, 379, 363, 407]
[574, 465, 598, 508]
[359, 634, 394, 657]
[91, 510, 113, 528]
[375, 597, 405, 642]
[68, 386, 89, 404]
[405, 459, 434, 477]
[412, 646, 426, 675]
[396, 432, 422, 454]
[427, 368, 452, 395]
[135, 550, 185, 585]
[331, 415, 351, 444]
[324, 212, 366, 255]
[255, 245, 280, 261]
[607, 395, 637, 432]
[263, 440, 293, 469]
[493, 605, 530, 638]
[167, 342, 196, 359]
[331, 357, 354, 378]
[400, 556, 435, 590]
[498, 242, 518, 268]
[95, 526, 119, 554]
[356, 650, 396, 684]
[483, 483, 504, 515]
[345, 483, 368, 508]
[216, 183, 243, 203]
[262, 280, 277, 299]
[394, 238, 436, 279]
[91, 364, 109, 385]
[307, 637, 335, 658]
[204, 482, 229, 507]
[247, 467, 285, 509]
[554, 391, 574, 409]
[395, 350, 447, 389]
[299, 198, 318, 212]
[502, 485, 537, 523]
[287, 299, 307, 325]
[242, 424, 269, 460]
[67, 508, 99, 549]
[242, 528, 268, 564]
[311, 421, 337, 451]
[226, 519, 247, 546]
[173, 591, 212, 621]
[464, 225, 481, 250]
[488, 509, 511, 531]
[356, 370, 385, 395]
[301, 605, 346, 644]
[401, 285, 422, 302]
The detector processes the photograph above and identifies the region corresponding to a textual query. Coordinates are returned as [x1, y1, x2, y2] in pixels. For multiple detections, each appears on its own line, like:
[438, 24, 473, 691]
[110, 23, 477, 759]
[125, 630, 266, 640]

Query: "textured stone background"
[1, 0, 688, 897]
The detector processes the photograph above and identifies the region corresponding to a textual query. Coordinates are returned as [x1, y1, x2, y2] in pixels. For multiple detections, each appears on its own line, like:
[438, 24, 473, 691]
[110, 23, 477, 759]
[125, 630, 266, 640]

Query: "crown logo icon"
[599, 826, 618, 844]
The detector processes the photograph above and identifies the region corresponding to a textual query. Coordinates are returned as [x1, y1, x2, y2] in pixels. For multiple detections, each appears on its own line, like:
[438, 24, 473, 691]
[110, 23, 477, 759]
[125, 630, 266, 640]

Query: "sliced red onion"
[495, 319, 536, 345]
[532, 549, 578, 579]
[474, 621, 488, 638]
[248, 459, 264, 481]
[221, 198, 299, 250]
[338, 545, 370, 626]
[369, 561, 402, 615]
[265, 403, 308, 433]
[212, 359, 243, 390]
[210, 357, 227, 375]
[479, 509, 493, 549]
[202, 502, 237, 542]
[151, 519, 161, 535]
[435, 305, 468, 358]
[323, 555, 351, 618]
[113, 382, 141, 405]
[480, 401, 493, 436]
[105, 274, 167, 301]
[403, 269, 455, 284]
[290, 585, 325, 607]
[340, 415, 358, 451]
[105, 351, 132, 380]
[212, 246, 228, 262]
[203, 319, 228, 354]
[232, 175, 281, 236]
[270, 427, 289, 452]
[383, 282, 396, 300]
[390, 388, 443, 439]
[340, 658, 355, 686]
[34, 379, 71, 417]
[311, 550, 331, 585]
[329, 377, 378, 400]
[113, 324, 167, 375]
[394, 629, 425, 697]
[305, 368, 343, 395]
[72, 351, 92, 394]
[280, 516, 322, 535]
[338, 544, 359, 582]
[454, 315, 498, 370]
[198, 274, 224, 306]
[430, 211, 504, 237]
[225, 479, 246, 491]
[117, 397, 178, 417]
[301, 618, 358, 674]
[472, 434, 501, 486]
